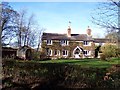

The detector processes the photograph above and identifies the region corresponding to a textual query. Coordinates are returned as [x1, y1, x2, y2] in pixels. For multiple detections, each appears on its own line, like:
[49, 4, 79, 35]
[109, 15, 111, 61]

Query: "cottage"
[41, 26, 109, 59]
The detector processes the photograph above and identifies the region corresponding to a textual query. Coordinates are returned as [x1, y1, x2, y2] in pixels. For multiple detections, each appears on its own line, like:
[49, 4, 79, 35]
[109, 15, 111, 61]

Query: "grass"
[18, 57, 120, 68]
[3, 57, 120, 89]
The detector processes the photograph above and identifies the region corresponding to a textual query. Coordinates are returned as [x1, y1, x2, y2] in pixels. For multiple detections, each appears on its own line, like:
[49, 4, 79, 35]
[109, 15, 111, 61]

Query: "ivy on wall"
[41, 40, 95, 58]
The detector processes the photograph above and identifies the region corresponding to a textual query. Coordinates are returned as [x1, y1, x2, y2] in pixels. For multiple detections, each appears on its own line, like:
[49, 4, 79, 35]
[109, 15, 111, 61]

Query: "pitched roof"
[93, 38, 110, 43]
[2, 47, 18, 51]
[42, 33, 93, 41]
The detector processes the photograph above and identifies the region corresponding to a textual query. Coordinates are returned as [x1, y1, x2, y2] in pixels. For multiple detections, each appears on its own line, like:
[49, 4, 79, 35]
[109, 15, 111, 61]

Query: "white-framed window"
[54, 50, 57, 56]
[54, 50, 60, 56]
[60, 40, 69, 46]
[46, 48, 52, 56]
[83, 41, 88, 45]
[84, 50, 89, 55]
[62, 50, 68, 56]
[58, 50, 60, 56]
[47, 40, 52, 45]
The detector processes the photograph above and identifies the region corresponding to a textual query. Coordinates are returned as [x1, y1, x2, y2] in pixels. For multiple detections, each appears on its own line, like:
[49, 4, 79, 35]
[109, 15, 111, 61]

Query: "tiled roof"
[42, 33, 93, 41]
[93, 38, 110, 43]
[42, 33, 111, 43]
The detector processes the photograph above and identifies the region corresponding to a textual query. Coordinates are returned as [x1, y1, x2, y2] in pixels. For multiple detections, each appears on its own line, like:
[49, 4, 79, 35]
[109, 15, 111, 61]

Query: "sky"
[9, 2, 107, 38]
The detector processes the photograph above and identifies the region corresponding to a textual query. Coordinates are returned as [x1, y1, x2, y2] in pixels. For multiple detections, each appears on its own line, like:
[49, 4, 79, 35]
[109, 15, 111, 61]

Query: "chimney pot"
[86, 26, 92, 36]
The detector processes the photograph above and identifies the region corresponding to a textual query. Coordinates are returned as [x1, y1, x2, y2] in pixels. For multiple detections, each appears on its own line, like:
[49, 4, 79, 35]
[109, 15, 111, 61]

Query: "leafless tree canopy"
[1, 2, 19, 45]
[1, 2, 44, 48]
[15, 10, 37, 47]
[91, 0, 120, 32]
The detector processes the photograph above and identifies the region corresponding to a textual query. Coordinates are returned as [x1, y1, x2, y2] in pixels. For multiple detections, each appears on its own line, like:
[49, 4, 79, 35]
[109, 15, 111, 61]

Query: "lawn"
[25, 57, 120, 68]
[3, 57, 120, 89]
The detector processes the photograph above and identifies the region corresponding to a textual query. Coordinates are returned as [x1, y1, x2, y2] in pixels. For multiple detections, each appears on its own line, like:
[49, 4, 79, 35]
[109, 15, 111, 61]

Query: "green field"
[19, 57, 120, 68]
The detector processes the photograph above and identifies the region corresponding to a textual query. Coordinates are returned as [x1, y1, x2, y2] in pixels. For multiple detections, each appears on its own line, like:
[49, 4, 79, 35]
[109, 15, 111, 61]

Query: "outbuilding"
[17, 45, 34, 60]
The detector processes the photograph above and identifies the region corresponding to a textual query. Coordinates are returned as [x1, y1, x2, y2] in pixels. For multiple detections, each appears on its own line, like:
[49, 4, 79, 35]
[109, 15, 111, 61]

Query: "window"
[60, 40, 69, 46]
[47, 40, 52, 45]
[58, 50, 60, 56]
[62, 50, 68, 56]
[83, 41, 88, 45]
[84, 50, 89, 55]
[46, 48, 52, 56]
[54, 50, 57, 56]
[54, 50, 60, 56]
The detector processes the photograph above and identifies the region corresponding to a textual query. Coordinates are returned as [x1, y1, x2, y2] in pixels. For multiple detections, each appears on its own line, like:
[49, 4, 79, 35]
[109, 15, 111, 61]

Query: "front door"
[74, 48, 81, 58]
[73, 46, 84, 58]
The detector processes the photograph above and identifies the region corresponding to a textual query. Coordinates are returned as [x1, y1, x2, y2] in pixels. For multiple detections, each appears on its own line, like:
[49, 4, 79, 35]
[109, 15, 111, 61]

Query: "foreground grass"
[2, 57, 120, 89]
[18, 57, 120, 68]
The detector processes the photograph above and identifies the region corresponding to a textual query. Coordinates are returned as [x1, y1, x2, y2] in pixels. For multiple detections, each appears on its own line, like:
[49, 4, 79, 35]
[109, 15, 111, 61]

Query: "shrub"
[100, 53, 106, 60]
[101, 43, 119, 60]
[115, 48, 120, 57]
[32, 51, 40, 60]
[39, 51, 47, 60]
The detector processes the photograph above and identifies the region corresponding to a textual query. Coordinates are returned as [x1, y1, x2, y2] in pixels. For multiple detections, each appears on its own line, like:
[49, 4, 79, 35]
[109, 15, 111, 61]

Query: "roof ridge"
[43, 32, 87, 35]
[43, 32, 66, 35]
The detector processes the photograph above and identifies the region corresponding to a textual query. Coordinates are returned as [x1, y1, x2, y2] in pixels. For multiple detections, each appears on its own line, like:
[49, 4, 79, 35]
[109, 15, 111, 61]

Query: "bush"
[32, 51, 40, 60]
[115, 48, 120, 57]
[39, 51, 47, 60]
[3, 60, 120, 89]
[2, 60, 108, 89]
[100, 53, 106, 60]
[101, 43, 119, 60]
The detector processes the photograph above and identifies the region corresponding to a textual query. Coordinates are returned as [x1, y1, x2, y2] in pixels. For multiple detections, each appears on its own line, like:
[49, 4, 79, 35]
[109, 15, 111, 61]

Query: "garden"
[2, 57, 120, 89]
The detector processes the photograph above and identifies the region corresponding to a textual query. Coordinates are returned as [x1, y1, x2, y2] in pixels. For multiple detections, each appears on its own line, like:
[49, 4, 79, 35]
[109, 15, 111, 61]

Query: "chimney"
[67, 27, 71, 37]
[86, 26, 92, 36]
[67, 21, 71, 37]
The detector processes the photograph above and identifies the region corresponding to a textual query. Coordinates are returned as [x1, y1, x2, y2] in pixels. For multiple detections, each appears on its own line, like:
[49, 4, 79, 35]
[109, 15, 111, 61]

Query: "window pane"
[61, 40, 68, 45]
[54, 50, 57, 55]
[47, 40, 52, 45]
[63, 50, 65, 55]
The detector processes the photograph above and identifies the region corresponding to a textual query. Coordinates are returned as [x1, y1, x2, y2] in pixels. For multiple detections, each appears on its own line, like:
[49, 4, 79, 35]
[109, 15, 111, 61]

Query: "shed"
[2, 47, 18, 58]
[17, 46, 34, 60]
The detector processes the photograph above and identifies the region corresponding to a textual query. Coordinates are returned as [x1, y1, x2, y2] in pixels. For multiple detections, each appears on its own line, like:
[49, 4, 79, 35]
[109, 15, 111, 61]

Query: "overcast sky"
[9, 2, 107, 38]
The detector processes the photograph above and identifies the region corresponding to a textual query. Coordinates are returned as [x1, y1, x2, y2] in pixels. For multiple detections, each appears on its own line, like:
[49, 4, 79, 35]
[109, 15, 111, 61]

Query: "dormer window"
[47, 40, 52, 45]
[83, 41, 88, 45]
[60, 40, 69, 46]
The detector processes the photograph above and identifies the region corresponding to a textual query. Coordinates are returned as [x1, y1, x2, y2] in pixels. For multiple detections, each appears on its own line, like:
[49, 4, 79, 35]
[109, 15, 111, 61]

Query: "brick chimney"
[67, 27, 71, 37]
[86, 26, 92, 36]
[67, 21, 71, 37]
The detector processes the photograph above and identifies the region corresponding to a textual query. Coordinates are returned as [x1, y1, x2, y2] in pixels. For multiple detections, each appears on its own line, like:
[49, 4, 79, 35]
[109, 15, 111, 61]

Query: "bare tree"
[0, 2, 19, 46]
[36, 28, 45, 52]
[0, 2, 2, 61]
[16, 10, 38, 47]
[1, 3, 43, 48]
[91, 0, 120, 46]
[105, 31, 118, 43]
[92, 1, 119, 32]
